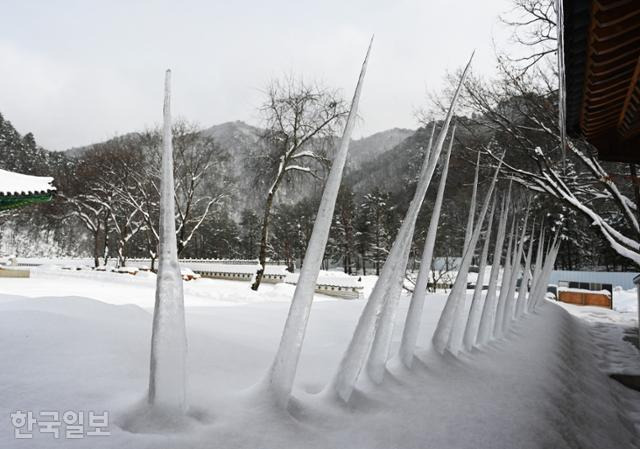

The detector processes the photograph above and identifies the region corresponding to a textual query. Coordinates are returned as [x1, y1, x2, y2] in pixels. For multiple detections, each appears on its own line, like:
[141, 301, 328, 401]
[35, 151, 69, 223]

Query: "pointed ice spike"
[398, 126, 454, 368]
[526, 226, 546, 313]
[265, 37, 373, 407]
[328, 52, 475, 403]
[433, 153, 503, 356]
[444, 160, 502, 356]
[424, 121, 437, 165]
[462, 152, 481, 256]
[463, 194, 497, 351]
[515, 220, 536, 318]
[366, 123, 455, 383]
[494, 214, 516, 338]
[531, 232, 561, 310]
[502, 204, 530, 332]
[476, 185, 511, 346]
[366, 230, 413, 383]
[148, 69, 188, 412]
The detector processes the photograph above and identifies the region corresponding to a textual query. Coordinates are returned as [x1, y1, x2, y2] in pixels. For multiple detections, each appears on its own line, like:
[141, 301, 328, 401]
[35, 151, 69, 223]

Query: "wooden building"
[0, 169, 55, 211]
[563, 0, 640, 162]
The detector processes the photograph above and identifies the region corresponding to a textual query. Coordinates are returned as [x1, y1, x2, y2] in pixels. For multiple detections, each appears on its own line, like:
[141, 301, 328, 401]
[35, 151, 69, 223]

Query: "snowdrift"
[0, 288, 637, 448]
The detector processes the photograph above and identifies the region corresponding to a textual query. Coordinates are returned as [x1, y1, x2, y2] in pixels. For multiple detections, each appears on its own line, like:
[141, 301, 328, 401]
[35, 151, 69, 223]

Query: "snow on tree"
[250, 74, 349, 291]
[453, 49, 640, 269]
[327, 185, 357, 274]
[462, 195, 496, 351]
[263, 38, 373, 408]
[475, 186, 510, 346]
[328, 53, 474, 403]
[433, 156, 502, 356]
[397, 125, 454, 368]
[148, 70, 188, 413]
[60, 190, 110, 268]
[357, 188, 395, 275]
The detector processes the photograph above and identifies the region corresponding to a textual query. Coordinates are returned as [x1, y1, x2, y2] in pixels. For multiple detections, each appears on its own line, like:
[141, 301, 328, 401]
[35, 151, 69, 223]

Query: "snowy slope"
[0, 272, 638, 448]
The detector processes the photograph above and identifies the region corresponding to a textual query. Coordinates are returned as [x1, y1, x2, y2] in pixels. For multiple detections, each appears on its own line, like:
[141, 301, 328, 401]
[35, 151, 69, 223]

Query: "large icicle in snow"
[476, 189, 510, 346]
[328, 52, 474, 403]
[397, 126, 454, 368]
[148, 70, 188, 412]
[265, 38, 373, 408]
[432, 155, 502, 356]
[462, 196, 496, 351]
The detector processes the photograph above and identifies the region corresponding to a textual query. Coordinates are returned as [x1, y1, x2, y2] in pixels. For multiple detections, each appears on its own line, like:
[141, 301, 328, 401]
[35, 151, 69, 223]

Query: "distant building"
[549, 270, 640, 294]
[0, 169, 55, 211]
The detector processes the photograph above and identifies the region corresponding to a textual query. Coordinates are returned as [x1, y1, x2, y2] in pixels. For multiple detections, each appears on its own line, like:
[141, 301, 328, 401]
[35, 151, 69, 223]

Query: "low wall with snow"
[550, 270, 639, 290]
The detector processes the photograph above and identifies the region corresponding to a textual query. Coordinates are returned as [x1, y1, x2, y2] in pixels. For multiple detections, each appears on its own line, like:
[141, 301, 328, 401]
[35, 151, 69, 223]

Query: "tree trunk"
[102, 212, 109, 266]
[150, 253, 157, 272]
[93, 228, 100, 268]
[252, 190, 276, 291]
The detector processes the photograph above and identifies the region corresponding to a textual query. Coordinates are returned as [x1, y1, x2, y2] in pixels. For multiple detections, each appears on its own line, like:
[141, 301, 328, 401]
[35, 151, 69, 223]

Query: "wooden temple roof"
[0, 169, 55, 211]
[564, 0, 640, 162]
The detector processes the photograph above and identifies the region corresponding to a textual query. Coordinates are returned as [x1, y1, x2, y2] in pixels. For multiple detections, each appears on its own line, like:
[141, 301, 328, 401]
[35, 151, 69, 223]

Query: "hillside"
[61, 120, 416, 214]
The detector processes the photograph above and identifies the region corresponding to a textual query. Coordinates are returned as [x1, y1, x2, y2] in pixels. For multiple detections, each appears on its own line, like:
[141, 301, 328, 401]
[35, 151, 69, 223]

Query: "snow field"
[0, 271, 638, 448]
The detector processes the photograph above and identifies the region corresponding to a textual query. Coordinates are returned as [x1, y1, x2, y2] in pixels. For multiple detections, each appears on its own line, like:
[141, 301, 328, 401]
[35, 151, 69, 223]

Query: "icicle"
[462, 195, 496, 351]
[531, 233, 560, 310]
[501, 206, 530, 332]
[476, 187, 511, 346]
[526, 227, 546, 313]
[493, 215, 516, 338]
[514, 221, 535, 318]
[365, 230, 413, 383]
[265, 38, 373, 407]
[397, 127, 454, 368]
[148, 69, 188, 412]
[328, 52, 474, 403]
[433, 154, 503, 356]
[462, 152, 480, 256]
[364, 122, 449, 383]
[557, 0, 567, 166]
[366, 123, 445, 382]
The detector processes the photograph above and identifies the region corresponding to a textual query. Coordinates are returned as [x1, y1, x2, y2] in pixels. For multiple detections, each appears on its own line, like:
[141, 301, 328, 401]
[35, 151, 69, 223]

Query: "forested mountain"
[0, 107, 636, 272]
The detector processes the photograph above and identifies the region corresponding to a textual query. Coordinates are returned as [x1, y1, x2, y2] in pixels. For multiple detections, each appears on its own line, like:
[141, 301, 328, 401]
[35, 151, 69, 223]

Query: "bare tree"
[500, 0, 557, 76]
[250, 77, 347, 290]
[448, 61, 640, 267]
[60, 190, 109, 267]
[108, 124, 229, 269]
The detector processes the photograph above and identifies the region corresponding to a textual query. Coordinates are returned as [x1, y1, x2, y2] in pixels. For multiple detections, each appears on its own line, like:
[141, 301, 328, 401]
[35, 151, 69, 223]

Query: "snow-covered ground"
[613, 287, 638, 313]
[0, 267, 639, 448]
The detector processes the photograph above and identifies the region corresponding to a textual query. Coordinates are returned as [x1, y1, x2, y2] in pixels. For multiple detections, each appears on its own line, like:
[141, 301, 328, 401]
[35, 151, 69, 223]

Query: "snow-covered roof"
[0, 169, 55, 196]
[285, 272, 363, 288]
[181, 262, 287, 276]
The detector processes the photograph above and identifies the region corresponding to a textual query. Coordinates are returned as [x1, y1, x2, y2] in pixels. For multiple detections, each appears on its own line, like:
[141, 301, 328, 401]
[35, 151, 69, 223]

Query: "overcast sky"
[0, 0, 523, 151]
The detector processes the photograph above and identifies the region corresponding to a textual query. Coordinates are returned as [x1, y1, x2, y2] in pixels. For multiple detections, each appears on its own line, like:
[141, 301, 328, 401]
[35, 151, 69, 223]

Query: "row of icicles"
[145, 37, 561, 419]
